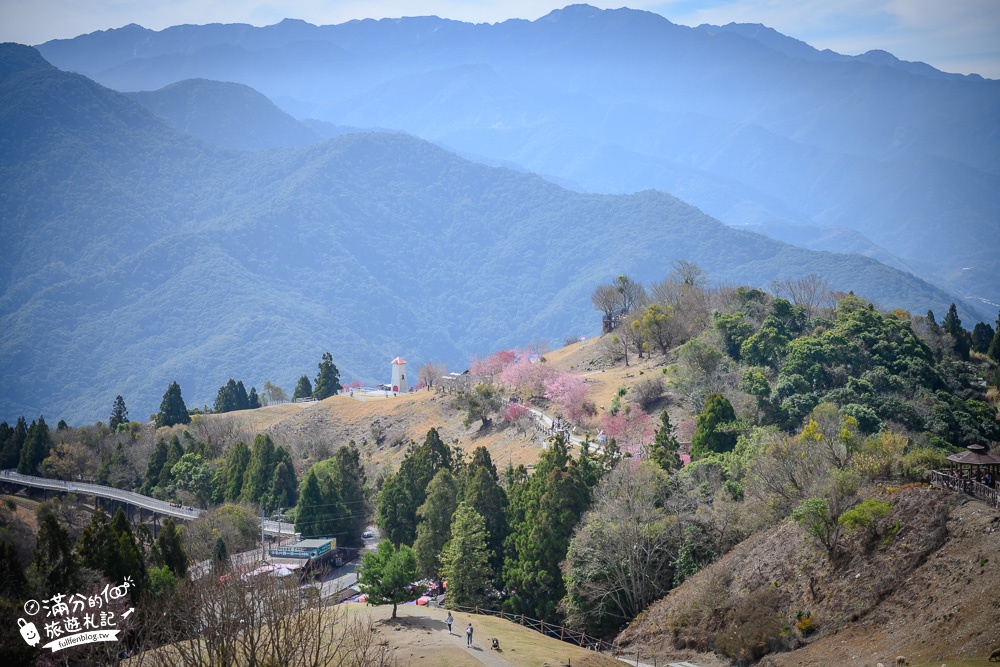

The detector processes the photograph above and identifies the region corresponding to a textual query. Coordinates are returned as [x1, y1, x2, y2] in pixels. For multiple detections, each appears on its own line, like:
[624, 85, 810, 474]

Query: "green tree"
[293, 375, 313, 401]
[109, 508, 146, 599]
[214, 379, 239, 413]
[234, 380, 250, 410]
[109, 395, 129, 430]
[942, 303, 970, 361]
[248, 387, 261, 409]
[647, 410, 682, 472]
[295, 467, 348, 538]
[156, 435, 184, 492]
[223, 440, 250, 502]
[503, 434, 591, 621]
[156, 517, 188, 578]
[171, 453, 216, 508]
[18, 417, 52, 475]
[268, 459, 298, 515]
[211, 537, 229, 574]
[463, 448, 508, 575]
[440, 503, 492, 608]
[376, 428, 452, 546]
[313, 352, 342, 400]
[328, 444, 369, 546]
[31, 514, 78, 596]
[0, 417, 27, 469]
[76, 511, 116, 578]
[987, 311, 1000, 363]
[156, 381, 191, 428]
[240, 433, 276, 504]
[413, 469, 459, 578]
[690, 393, 737, 459]
[358, 540, 418, 619]
[454, 383, 503, 428]
[141, 438, 170, 495]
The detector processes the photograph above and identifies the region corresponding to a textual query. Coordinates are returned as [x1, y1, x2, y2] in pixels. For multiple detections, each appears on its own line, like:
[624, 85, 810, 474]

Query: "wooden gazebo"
[931, 444, 1000, 508]
[946, 444, 1000, 483]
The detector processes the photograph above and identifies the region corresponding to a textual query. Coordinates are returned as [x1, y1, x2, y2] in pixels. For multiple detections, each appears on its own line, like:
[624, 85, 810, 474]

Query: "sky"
[0, 0, 998, 78]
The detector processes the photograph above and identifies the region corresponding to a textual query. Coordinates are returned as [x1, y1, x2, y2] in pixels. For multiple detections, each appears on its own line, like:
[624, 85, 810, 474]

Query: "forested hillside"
[0, 44, 974, 424]
[36, 4, 1000, 308]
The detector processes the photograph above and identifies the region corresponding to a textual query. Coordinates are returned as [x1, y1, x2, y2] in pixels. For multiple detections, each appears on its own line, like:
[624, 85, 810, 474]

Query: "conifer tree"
[223, 440, 250, 502]
[110, 508, 146, 598]
[76, 511, 116, 577]
[211, 537, 229, 574]
[293, 375, 313, 401]
[376, 428, 452, 546]
[235, 380, 250, 410]
[440, 503, 492, 608]
[0, 417, 26, 469]
[31, 514, 78, 596]
[294, 468, 347, 538]
[214, 379, 238, 413]
[358, 541, 417, 619]
[109, 395, 129, 430]
[328, 443, 369, 546]
[156, 381, 191, 427]
[248, 387, 261, 409]
[313, 352, 342, 400]
[156, 518, 188, 578]
[268, 460, 298, 514]
[463, 448, 507, 575]
[240, 433, 276, 504]
[156, 435, 184, 491]
[647, 410, 682, 472]
[413, 469, 459, 578]
[942, 303, 970, 361]
[18, 417, 52, 476]
[503, 434, 591, 621]
[988, 311, 1000, 364]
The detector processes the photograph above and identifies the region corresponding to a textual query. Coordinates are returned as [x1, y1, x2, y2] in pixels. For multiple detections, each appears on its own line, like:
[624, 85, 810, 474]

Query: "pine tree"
[690, 393, 737, 459]
[293, 375, 313, 401]
[248, 387, 261, 409]
[294, 468, 347, 538]
[647, 411, 682, 472]
[109, 395, 129, 430]
[313, 352, 342, 400]
[109, 508, 146, 598]
[440, 503, 492, 608]
[358, 541, 417, 619]
[156, 381, 191, 428]
[156, 518, 187, 578]
[235, 380, 250, 410]
[214, 379, 238, 413]
[268, 460, 298, 514]
[413, 469, 459, 578]
[329, 443, 369, 546]
[156, 435, 184, 491]
[76, 511, 116, 577]
[376, 428, 453, 546]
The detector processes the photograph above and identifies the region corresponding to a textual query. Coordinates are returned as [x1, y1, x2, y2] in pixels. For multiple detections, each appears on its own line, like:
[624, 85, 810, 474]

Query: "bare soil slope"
[618, 487, 1000, 665]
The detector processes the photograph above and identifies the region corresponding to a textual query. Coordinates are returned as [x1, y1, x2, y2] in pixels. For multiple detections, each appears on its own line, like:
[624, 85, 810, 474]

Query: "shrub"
[629, 376, 666, 411]
[795, 610, 817, 635]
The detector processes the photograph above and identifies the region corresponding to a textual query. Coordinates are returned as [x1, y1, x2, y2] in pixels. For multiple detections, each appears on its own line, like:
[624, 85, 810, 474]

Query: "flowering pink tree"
[500, 358, 555, 397]
[502, 402, 531, 423]
[543, 372, 591, 423]
[345, 379, 364, 390]
[601, 407, 655, 458]
[470, 349, 518, 381]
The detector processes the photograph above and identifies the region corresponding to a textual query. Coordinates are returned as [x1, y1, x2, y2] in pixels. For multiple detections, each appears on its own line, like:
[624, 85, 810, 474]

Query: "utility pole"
[261, 509, 266, 562]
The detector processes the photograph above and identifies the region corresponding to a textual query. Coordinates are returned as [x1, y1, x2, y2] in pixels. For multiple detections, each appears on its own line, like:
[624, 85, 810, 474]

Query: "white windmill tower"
[390, 357, 408, 393]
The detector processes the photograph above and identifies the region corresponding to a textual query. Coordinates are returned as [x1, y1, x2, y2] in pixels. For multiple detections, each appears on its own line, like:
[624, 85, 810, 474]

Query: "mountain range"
[0, 42, 977, 424]
[35, 4, 1000, 312]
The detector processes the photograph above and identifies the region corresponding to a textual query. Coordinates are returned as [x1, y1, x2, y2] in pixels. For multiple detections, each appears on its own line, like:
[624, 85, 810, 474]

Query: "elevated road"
[0, 469, 295, 535]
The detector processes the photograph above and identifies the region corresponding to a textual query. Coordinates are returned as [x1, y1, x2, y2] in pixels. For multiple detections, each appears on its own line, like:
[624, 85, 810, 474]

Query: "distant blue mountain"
[0, 44, 976, 424]
[36, 5, 1000, 309]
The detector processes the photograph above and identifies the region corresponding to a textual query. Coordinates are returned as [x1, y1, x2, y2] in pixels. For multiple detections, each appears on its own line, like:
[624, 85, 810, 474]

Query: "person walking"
[446, 612, 453, 634]
[466, 622, 473, 647]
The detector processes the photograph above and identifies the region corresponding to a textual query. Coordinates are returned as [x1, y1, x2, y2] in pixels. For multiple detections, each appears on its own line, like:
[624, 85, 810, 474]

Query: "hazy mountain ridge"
[33, 5, 1000, 306]
[1, 44, 976, 425]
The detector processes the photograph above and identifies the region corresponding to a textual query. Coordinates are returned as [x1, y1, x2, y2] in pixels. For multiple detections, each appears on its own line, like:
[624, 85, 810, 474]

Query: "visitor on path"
[466, 623, 473, 647]
[446, 612, 453, 634]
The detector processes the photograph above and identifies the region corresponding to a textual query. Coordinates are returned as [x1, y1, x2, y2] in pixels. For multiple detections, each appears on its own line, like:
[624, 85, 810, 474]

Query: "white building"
[390, 357, 408, 393]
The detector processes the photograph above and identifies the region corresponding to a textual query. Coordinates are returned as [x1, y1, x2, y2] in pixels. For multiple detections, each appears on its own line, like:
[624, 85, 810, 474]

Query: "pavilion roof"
[947, 445, 1000, 466]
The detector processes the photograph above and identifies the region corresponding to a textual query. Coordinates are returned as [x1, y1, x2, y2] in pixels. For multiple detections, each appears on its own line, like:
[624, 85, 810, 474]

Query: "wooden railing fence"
[930, 470, 1000, 508]
[449, 604, 613, 653]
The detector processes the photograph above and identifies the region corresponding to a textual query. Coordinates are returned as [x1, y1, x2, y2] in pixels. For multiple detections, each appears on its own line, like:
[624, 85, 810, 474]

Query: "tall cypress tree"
[241, 434, 276, 504]
[109, 395, 129, 430]
[988, 310, 1000, 364]
[463, 447, 507, 575]
[248, 387, 261, 409]
[312, 352, 342, 400]
[223, 440, 250, 502]
[413, 469, 459, 578]
[18, 417, 51, 475]
[0, 418, 26, 469]
[942, 303, 970, 361]
[440, 503, 492, 608]
[330, 443, 369, 546]
[156, 518, 188, 578]
[32, 514, 78, 596]
[156, 381, 191, 428]
[235, 380, 250, 410]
